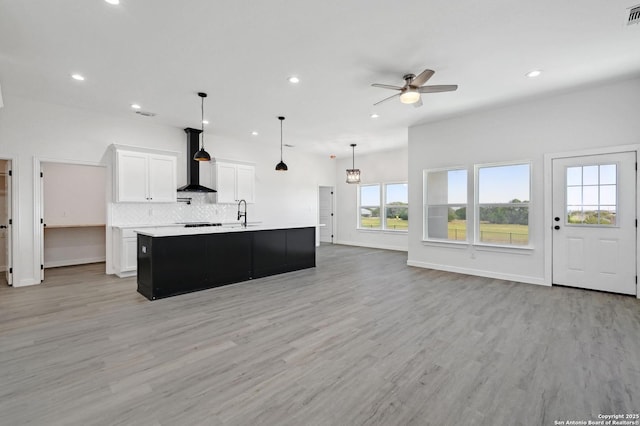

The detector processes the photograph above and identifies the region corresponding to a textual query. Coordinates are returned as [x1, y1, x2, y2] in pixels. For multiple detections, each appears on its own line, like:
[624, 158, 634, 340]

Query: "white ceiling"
[1, 0, 639, 158]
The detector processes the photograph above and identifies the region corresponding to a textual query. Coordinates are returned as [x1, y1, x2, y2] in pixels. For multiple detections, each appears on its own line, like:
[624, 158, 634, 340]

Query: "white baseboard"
[115, 270, 136, 278]
[334, 240, 408, 252]
[44, 256, 106, 269]
[406, 259, 548, 287]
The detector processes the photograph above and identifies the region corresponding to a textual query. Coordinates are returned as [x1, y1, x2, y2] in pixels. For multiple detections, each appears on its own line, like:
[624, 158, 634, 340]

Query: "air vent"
[628, 5, 640, 25]
[135, 111, 156, 117]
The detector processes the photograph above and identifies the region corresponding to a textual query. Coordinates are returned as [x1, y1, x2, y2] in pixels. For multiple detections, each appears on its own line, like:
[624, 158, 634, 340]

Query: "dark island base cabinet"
[137, 227, 315, 300]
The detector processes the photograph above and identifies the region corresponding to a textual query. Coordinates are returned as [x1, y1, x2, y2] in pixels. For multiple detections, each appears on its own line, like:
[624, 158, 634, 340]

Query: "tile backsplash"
[111, 193, 241, 226]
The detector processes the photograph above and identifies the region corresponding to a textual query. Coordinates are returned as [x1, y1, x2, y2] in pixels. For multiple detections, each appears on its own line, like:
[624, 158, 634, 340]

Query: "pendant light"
[193, 92, 211, 161]
[275, 116, 288, 171]
[346, 143, 360, 184]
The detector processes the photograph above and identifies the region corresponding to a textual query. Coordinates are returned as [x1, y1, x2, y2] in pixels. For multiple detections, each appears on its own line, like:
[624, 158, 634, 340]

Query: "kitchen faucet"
[237, 199, 247, 227]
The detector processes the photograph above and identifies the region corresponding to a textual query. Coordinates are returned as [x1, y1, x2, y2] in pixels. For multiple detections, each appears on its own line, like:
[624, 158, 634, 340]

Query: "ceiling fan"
[371, 69, 458, 107]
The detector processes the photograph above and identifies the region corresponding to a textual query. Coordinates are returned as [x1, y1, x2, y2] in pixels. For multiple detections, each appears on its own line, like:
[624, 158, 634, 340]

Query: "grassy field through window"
[447, 220, 528, 245]
[360, 217, 408, 230]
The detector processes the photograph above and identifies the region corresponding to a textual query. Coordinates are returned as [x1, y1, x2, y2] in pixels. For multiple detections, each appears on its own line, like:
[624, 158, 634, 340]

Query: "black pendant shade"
[275, 116, 288, 171]
[194, 92, 211, 162]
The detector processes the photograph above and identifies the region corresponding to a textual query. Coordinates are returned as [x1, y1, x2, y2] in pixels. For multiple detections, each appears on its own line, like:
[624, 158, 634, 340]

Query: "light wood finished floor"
[1, 245, 639, 426]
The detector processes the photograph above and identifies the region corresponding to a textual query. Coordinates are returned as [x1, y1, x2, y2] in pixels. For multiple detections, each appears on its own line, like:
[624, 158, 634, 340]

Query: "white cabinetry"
[113, 227, 138, 277]
[115, 148, 177, 203]
[212, 161, 255, 203]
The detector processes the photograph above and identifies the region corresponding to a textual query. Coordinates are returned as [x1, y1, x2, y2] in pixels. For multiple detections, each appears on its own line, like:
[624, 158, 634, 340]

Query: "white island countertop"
[135, 224, 320, 238]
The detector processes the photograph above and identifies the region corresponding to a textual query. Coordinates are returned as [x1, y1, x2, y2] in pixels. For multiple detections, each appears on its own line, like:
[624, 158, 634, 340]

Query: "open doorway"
[39, 161, 106, 282]
[0, 159, 13, 286]
[319, 186, 334, 244]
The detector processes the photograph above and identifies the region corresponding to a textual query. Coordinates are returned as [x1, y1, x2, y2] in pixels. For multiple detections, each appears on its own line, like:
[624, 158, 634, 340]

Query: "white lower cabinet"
[113, 227, 138, 277]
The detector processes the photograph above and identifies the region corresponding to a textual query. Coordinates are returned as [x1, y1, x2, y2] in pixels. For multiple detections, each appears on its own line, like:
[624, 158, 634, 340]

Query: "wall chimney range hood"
[177, 128, 216, 192]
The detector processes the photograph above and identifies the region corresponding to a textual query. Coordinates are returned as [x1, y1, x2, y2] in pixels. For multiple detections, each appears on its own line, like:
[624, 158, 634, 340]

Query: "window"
[477, 163, 530, 246]
[424, 169, 467, 241]
[566, 164, 617, 225]
[359, 183, 408, 231]
[385, 183, 408, 230]
[359, 184, 381, 229]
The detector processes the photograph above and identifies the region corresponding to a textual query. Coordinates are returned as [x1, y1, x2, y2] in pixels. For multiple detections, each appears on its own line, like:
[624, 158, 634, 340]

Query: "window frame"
[358, 183, 382, 230]
[474, 160, 532, 248]
[421, 160, 533, 250]
[357, 181, 408, 233]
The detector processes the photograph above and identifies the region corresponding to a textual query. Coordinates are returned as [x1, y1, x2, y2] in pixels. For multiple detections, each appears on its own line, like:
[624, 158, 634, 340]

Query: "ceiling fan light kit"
[193, 92, 212, 162]
[372, 69, 458, 107]
[400, 89, 420, 104]
[275, 116, 288, 171]
[346, 143, 361, 184]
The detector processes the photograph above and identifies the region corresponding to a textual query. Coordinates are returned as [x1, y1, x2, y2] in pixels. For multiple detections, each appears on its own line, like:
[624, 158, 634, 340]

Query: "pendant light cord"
[352, 145, 355, 169]
[201, 96, 205, 149]
[280, 119, 283, 161]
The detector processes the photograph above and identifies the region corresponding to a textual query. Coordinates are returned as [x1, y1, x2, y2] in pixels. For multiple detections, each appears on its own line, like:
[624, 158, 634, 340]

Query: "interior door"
[552, 152, 636, 295]
[319, 186, 333, 243]
[1, 160, 11, 285]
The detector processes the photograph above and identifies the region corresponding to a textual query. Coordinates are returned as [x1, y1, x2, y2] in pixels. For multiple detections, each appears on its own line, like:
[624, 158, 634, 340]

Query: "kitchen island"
[135, 225, 316, 300]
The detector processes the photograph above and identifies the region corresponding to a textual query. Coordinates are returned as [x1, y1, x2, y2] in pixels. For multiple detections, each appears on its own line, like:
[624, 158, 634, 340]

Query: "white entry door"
[319, 186, 333, 243]
[1, 160, 11, 285]
[552, 152, 636, 295]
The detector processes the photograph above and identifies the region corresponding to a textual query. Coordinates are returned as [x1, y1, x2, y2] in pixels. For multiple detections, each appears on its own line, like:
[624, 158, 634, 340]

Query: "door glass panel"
[583, 166, 598, 185]
[566, 167, 582, 186]
[565, 164, 617, 226]
[567, 187, 581, 204]
[600, 165, 616, 184]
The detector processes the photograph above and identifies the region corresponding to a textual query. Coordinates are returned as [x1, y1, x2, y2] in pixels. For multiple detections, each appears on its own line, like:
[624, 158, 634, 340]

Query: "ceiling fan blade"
[373, 92, 400, 106]
[411, 69, 435, 87]
[371, 83, 403, 90]
[412, 97, 423, 108]
[418, 84, 458, 93]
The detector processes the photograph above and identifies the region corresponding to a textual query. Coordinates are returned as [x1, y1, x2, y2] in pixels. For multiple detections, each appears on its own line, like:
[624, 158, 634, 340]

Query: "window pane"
[582, 186, 598, 205]
[386, 183, 408, 204]
[567, 186, 582, 205]
[600, 164, 616, 185]
[448, 170, 467, 204]
[567, 167, 582, 186]
[426, 169, 467, 242]
[360, 185, 380, 206]
[385, 206, 408, 230]
[564, 163, 619, 227]
[600, 206, 616, 225]
[478, 164, 529, 203]
[583, 166, 598, 185]
[600, 185, 616, 205]
[360, 206, 380, 229]
[478, 206, 529, 245]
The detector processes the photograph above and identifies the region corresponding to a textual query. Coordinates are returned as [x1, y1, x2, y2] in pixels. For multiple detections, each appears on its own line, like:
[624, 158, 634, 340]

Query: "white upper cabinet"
[115, 147, 177, 203]
[212, 160, 255, 203]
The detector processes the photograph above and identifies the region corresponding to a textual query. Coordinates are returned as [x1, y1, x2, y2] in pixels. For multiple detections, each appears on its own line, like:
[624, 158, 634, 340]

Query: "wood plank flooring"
[1, 244, 639, 426]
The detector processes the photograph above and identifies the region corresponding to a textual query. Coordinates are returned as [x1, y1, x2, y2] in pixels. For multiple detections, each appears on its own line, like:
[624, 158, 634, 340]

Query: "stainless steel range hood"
[177, 127, 216, 193]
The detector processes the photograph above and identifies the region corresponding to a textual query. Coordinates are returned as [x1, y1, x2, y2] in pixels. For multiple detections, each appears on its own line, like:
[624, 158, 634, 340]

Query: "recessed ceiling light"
[526, 70, 542, 78]
[288, 76, 300, 84]
[71, 74, 85, 81]
[370, 113, 379, 119]
[105, 0, 120, 5]
[251, 131, 259, 136]
[130, 103, 141, 109]
[202, 120, 209, 125]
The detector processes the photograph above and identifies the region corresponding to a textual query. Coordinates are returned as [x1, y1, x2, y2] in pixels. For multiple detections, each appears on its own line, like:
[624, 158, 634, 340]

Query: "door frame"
[0, 155, 17, 286]
[544, 144, 640, 298]
[33, 157, 106, 282]
[318, 185, 335, 245]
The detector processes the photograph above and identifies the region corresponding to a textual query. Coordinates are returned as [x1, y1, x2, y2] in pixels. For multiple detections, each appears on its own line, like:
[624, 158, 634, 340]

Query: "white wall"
[0, 95, 335, 287]
[408, 76, 640, 285]
[44, 227, 106, 268]
[335, 146, 408, 251]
